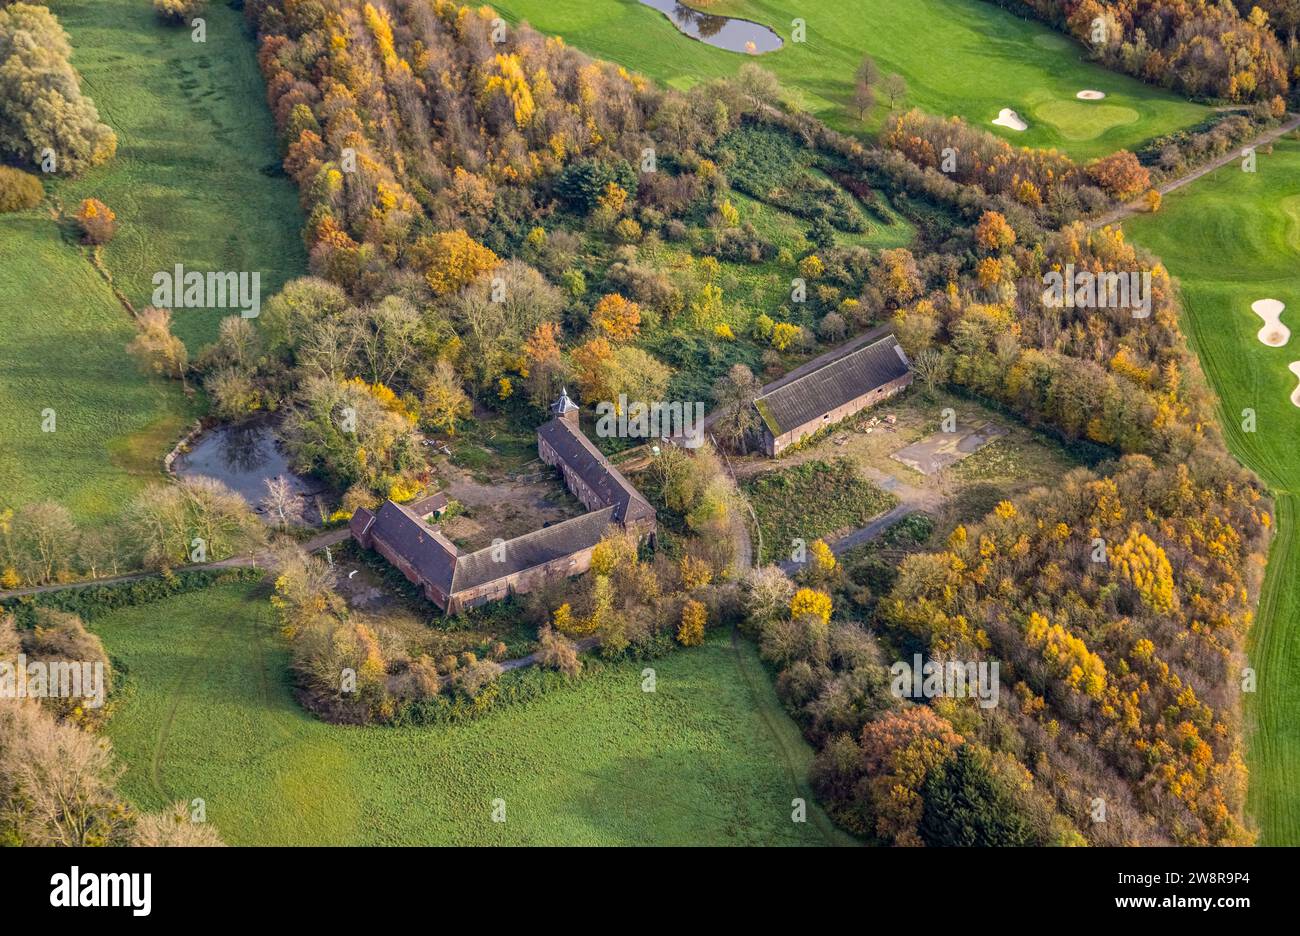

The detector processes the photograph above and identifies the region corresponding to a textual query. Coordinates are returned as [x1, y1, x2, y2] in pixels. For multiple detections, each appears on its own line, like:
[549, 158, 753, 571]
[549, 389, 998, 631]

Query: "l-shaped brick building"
[350, 391, 654, 614]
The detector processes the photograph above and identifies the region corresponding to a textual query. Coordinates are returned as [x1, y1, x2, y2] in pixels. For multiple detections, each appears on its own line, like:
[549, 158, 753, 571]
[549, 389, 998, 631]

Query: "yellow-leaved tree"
[1111, 529, 1176, 613]
[790, 587, 832, 625]
[418, 229, 500, 295]
[678, 599, 707, 646]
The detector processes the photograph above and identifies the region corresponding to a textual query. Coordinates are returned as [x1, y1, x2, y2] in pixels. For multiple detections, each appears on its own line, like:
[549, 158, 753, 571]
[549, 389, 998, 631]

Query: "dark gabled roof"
[450, 507, 615, 592]
[753, 333, 911, 437]
[536, 418, 655, 524]
[349, 507, 377, 540]
[366, 500, 458, 595]
[406, 491, 449, 517]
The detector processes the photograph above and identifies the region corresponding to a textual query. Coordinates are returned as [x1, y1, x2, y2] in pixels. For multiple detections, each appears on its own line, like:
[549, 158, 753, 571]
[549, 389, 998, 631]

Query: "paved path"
[0, 527, 351, 600]
[499, 637, 599, 673]
[775, 503, 917, 575]
[1089, 114, 1300, 230]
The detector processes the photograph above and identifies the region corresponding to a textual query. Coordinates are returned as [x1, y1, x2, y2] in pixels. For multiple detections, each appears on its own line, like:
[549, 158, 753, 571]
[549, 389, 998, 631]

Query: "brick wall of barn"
[538, 435, 606, 511]
[372, 535, 450, 610]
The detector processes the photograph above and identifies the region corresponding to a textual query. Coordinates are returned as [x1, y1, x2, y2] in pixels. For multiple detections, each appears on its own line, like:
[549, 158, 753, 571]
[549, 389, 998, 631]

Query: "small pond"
[638, 0, 783, 54]
[173, 419, 323, 524]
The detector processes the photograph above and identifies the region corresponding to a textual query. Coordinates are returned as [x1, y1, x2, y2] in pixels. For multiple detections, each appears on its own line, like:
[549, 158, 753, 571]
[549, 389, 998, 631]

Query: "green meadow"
[46, 0, 306, 351]
[0, 217, 196, 521]
[94, 582, 852, 845]
[1124, 136, 1300, 846]
[0, 0, 304, 521]
[493, 0, 1208, 160]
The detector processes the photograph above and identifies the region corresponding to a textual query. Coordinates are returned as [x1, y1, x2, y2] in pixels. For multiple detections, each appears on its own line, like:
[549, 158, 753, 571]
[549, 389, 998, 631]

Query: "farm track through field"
[727, 627, 845, 845]
[148, 610, 227, 802]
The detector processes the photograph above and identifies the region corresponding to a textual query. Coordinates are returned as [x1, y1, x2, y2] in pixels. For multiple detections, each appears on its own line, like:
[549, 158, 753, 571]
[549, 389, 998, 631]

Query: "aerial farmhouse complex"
[351, 393, 655, 614]
[753, 332, 913, 455]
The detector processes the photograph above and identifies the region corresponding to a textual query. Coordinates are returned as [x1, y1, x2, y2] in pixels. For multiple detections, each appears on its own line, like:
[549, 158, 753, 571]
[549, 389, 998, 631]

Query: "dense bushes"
[0, 479, 264, 588]
[0, 164, 41, 211]
[0, 3, 116, 175]
[882, 454, 1268, 844]
[153, 0, 206, 23]
[745, 459, 899, 564]
[0, 568, 260, 624]
[883, 109, 1111, 226]
[717, 125, 868, 232]
[0, 612, 224, 845]
[1137, 108, 1283, 180]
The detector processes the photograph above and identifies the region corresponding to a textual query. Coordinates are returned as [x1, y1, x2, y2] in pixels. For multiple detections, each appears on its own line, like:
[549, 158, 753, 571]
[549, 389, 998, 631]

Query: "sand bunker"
[992, 108, 1028, 131]
[1076, 90, 1107, 100]
[1291, 362, 1300, 408]
[1252, 299, 1290, 347]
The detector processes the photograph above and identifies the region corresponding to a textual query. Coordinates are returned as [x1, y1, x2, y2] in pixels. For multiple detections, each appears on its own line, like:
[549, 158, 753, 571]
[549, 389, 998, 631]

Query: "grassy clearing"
[94, 582, 851, 845]
[45, 0, 306, 351]
[746, 457, 898, 562]
[1123, 137, 1300, 846]
[0, 0, 305, 520]
[0, 217, 196, 521]
[494, 0, 1208, 160]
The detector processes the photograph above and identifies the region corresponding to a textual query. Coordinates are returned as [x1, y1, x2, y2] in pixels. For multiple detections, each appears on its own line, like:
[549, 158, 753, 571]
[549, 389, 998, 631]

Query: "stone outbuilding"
[753, 332, 913, 456]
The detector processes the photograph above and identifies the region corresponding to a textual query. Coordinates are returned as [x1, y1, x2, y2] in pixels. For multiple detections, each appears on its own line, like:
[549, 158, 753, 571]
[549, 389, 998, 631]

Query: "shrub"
[0, 165, 42, 212]
[75, 198, 116, 245]
[535, 624, 581, 676]
[153, 0, 206, 23]
[451, 657, 503, 699]
[677, 600, 707, 646]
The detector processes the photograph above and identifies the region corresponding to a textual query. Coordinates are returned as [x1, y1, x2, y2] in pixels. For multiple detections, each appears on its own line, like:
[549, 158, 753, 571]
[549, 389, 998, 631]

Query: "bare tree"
[882, 72, 908, 109]
[855, 54, 880, 87]
[911, 348, 948, 395]
[0, 703, 129, 846]
[355, 295, 422, 386]
[853, 80, 876, 120]
[260, 476, 299, 530]
[712, 363, 762, 453]
[125, 478, 264, 569]
[10, 501, 78, 584]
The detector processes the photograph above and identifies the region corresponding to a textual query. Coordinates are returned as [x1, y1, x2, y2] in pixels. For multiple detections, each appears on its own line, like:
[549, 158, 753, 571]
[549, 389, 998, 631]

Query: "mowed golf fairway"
[493, 0, 1208, 159]
[1124, 137, 1300, 845]
[95, 583, 851, 845]
[46, 0, 306, 350]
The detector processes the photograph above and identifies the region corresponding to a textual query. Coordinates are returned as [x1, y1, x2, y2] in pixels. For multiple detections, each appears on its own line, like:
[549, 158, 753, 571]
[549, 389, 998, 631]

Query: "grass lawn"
[94, 582, 852, 845]
[44, 0, 306, 351]
[0, 0, 305, 522]
[493, 0, 1208, 160]
[746, 457, 899, 563]
[0, 218, 197, 522]
[1123, 136, 1300, 846]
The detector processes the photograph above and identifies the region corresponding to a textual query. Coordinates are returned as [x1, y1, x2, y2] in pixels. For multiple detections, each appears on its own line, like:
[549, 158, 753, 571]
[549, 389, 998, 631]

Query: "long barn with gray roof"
[753, 332, 913, 455]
